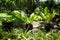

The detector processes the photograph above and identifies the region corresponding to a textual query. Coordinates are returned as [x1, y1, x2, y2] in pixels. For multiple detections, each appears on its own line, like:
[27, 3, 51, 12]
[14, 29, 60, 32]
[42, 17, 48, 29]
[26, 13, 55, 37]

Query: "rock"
[32, 21, 40, 28]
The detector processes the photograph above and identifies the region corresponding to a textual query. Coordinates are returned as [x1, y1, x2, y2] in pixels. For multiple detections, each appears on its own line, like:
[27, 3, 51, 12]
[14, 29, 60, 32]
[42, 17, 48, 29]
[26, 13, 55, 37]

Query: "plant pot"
[32, 21, 46, 32]
[32, 21, 40, 29]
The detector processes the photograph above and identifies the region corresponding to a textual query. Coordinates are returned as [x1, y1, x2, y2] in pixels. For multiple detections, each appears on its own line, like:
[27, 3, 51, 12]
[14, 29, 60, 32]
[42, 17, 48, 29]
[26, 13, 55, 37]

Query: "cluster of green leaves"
[34, 7, 56, 23]
[9, 7, 56, 25]
[0, 10, 42, 27]
[0, 0, 60, 40]
[11, 10, 41, 24]
[0, 7, 57, 27]
[0, 13, 12, 26]
[0, 28, 60, 40]
[0, 0, 35, 11]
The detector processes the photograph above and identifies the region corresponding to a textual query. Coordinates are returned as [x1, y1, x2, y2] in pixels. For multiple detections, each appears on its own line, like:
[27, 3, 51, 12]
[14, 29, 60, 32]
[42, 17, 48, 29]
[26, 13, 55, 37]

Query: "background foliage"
[0, 0, 60, 40]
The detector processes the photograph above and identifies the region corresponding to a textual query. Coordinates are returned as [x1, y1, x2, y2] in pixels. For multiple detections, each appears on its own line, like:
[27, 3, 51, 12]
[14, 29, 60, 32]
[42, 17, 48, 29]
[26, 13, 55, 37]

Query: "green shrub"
[0, 28, 60, 40]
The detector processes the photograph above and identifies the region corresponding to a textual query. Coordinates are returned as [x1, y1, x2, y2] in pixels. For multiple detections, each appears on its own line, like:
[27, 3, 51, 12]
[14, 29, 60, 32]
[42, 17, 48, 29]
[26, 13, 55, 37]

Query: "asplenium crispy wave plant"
[43, 7, 56, 23]
[10, 10, 42, 31]
[34, 7, 56, 23]
[0, 10, 42, 27]
[12, 10, 42, 24]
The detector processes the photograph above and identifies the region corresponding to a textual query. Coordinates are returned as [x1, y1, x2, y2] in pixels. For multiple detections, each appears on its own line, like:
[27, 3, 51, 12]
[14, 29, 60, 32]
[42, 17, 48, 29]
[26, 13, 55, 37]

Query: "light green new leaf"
[0, 13, 12, 17]
[44, 7, 50, 16]
[45, 10, 56, 23]
[12, 10, 28, 23]
[12, 11, 21, 18]
[6, 0, 10, 3]
[51, 10, 56, 19]
[29, 13, 42, 23]
[19, 11, 28, 23]
[34, 7, 41, 14]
